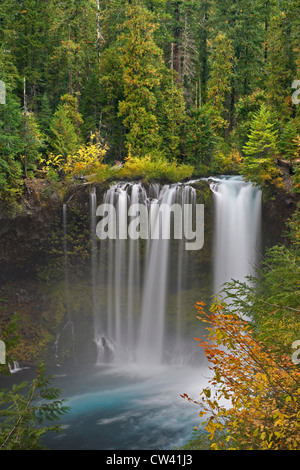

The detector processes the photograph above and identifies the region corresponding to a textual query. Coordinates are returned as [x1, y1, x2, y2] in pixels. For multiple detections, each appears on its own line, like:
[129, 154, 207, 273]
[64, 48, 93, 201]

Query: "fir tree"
[279, 119, 299, 164]
[156, 67, 187, 160]
[242, 104, 282, 187]
[184, 105, 215, 167]
[117, 2, 164, 158]
[206, 32, 235, 136]
[49, 94, 83, 158]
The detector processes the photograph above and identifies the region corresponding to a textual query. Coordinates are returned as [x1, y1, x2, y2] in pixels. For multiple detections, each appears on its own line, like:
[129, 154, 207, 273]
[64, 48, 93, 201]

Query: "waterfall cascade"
[60, 176, 262, 367]
[209, 176, 262, 296]
[89, 182, 199, 366]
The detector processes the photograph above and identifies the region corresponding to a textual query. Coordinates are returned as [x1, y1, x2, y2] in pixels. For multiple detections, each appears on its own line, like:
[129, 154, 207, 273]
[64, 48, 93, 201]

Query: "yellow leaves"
[192, 298, 300, 450]
[63, 141, 108, 179]
[39, 153, 62, 175]
[210, 443, 219, 450]
[118, 155, 193, 183]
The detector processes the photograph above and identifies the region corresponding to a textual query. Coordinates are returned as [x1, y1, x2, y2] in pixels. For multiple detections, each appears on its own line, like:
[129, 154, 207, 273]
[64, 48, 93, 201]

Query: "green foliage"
[0, 155, 23, 207]
[156, 67, 187, 160]
[242, 104, 283, 188]
[117, 154, 194, 183]
[279, 119, 300, 163]
[49, 95, 82, 158]
[233, 90, 266, 152]
[38, 94, 53, 138]
[266, 8, 297, 121]
[117, 2, 164, 157]
[21, 111, 46, 175]
[209, 0, 265, 97]
[0, 319, 69, 450]
[0, 365, 69, 449]
[0, 0, 300, 202]
[0, 49, 24, 204]
[98, 45, 126, 161]
[184, 106, 216, 168]
[206, 32, 235, 135]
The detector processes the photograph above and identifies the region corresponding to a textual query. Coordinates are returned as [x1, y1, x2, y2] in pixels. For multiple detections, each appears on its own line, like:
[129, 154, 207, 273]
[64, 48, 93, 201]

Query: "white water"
[89, 182, 199, 366]
[137, 185, 177, 365]
[51, 176, 262, 371]
[209, 176, 262, 296]
[84, 177, 262, 367]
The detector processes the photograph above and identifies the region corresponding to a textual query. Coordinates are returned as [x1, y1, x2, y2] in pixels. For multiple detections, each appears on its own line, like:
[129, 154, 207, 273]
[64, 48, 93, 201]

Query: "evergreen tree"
[184, 105, 215, 167]
[48, 0, 98, 115]
[98, 45, 126, 161]
[38, 94, 53, 139]
[265, 9, 297, 121]
[279, 119, 299, 164]
[49, 95, 82, 158]
[12, 0, 55, 111]
[21, 112, 46, 176]
[0, 47, 24, 201]
[233, 90, 266, 152]
[117, 2, 164, 158]
[206, 32, 235, 136]
[156, 67, 187, 160]
[0, 320, 69, 450]
[209, 0, 265, 97]
[242, 104, 282, 187]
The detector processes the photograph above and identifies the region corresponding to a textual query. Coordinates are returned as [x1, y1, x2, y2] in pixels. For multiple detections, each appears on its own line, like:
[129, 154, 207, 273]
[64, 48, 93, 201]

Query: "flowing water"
[4, 176, 263, 450]
[209, 176, 262, 296]
[90, 181, 202, 367]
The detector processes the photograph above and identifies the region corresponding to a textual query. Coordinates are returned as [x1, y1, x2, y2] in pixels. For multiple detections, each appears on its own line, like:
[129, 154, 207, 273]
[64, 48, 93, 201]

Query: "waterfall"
[90, 189, 98, 329]
[90, 182, 198, 366]
[209, 176, 262, 297]
[137, 185, 177, 365]
[59, 176, 262, 367]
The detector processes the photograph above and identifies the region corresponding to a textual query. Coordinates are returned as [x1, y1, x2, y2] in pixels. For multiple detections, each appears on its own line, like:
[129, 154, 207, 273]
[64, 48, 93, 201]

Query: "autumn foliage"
[182, 300, 300, 450]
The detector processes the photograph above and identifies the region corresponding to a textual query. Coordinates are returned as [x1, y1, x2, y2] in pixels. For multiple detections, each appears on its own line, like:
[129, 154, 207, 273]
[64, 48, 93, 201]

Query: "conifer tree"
[0, 47, 24, 201]
[206, 32, 235, 136]
[265, 10, 297, 121]
[156, 67, 187, 160]
[242, 104, 282, 187]
[184, 105, 215, 167]
[117, 2, 164, 158]
[279, 119, 299, 164]
[49, 95, 82, 158]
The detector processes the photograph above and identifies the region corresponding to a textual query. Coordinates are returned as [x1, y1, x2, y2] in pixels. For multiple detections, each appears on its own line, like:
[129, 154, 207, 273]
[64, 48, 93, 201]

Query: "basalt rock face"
[261, 170, 298, 248]
[0, 180, 62, 274]
[0, 179, 91, 364]
[0, 179, 108, 277]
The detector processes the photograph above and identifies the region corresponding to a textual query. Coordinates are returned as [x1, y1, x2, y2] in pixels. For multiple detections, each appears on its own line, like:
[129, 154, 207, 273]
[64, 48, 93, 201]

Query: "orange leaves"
[187, 299, 300, 450]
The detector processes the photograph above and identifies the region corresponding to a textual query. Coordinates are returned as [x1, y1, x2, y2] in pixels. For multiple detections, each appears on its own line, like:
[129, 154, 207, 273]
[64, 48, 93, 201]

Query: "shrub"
[63, 139, 108, 179]
[118, 155, 194, 183]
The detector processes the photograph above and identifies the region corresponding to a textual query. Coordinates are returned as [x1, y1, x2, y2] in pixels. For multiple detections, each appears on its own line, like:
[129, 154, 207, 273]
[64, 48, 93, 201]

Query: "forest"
[0, 0, 299, 452]
[0, 0, 299, 201]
